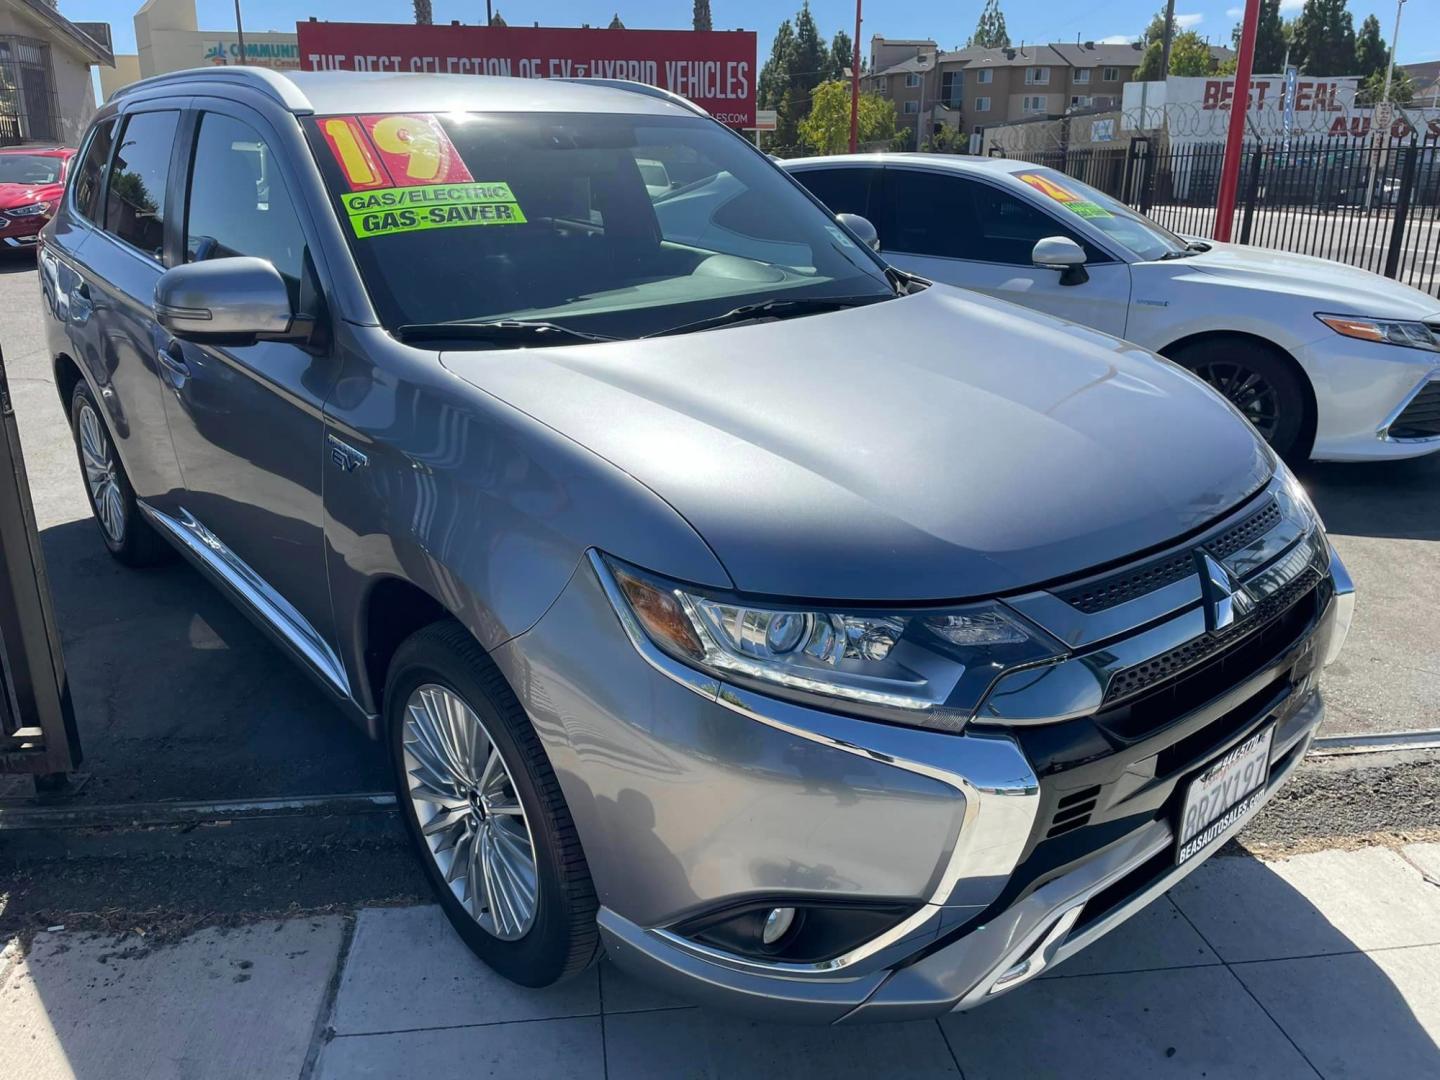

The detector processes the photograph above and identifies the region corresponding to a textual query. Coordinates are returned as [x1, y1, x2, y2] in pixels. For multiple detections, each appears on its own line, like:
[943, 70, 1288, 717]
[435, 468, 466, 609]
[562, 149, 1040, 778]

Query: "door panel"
[156, 106, 340, 662]
[876, 167, 1132, 338]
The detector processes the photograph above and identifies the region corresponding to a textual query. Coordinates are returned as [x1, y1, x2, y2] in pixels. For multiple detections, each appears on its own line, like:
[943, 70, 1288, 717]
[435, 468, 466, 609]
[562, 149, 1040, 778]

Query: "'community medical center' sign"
[296, 22, 757, 127]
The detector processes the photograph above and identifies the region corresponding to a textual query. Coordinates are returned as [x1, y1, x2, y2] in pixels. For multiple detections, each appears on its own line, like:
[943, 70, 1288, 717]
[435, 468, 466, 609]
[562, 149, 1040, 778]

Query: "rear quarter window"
[71, 118, 117, 225]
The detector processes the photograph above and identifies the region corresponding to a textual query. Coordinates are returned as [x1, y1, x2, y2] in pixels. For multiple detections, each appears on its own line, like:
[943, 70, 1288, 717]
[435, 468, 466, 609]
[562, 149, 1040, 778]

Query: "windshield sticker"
[320, 114, 473, 191]
[824, 224, 856, 248]
[342, 182, 527, 238]
[1018, 172, 1113, 219]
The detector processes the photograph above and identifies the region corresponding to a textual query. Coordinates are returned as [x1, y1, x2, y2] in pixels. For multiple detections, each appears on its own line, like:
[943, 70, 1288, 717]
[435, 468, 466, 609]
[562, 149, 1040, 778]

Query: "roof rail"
[557, 78, 710, 118]
[110, 66, 313, 113]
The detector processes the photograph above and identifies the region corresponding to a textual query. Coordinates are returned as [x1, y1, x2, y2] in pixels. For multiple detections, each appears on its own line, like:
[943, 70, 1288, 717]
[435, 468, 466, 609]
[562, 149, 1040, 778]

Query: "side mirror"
[836, 212, 881, 252]
[1032, 236, 1089, 286]
[154, 257, 295, 346]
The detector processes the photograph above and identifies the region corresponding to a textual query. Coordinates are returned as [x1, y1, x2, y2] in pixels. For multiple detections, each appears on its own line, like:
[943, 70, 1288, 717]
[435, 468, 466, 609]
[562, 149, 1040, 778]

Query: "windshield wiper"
[1158, 248, 1200, 260]
[643, 295, 889, 339]
[394, 319, 618, 347]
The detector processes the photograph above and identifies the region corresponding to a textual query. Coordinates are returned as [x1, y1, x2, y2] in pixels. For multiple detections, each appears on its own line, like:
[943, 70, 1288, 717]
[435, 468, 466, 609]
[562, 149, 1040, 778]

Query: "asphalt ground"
[0, 253, 1434, 820]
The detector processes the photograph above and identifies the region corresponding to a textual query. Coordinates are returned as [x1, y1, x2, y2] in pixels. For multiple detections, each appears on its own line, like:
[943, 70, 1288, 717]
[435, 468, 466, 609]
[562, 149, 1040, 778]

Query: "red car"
[0, 146, 74, 251]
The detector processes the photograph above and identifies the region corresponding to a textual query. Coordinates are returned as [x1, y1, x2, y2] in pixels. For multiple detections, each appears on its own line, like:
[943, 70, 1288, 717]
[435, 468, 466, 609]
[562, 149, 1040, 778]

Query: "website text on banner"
[296, 22, 757, 128]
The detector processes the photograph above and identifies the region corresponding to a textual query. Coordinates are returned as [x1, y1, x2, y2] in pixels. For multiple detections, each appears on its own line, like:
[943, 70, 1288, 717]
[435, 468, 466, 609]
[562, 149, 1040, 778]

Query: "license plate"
[1177, 725, 1274, 865]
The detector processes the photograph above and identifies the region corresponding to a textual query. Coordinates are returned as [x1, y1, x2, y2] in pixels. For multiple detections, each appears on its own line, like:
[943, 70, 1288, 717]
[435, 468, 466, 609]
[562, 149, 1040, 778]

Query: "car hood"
[0, 182, 59, 209]
[1180, 241, 1440, 321]
[442, 286, 1272, 601]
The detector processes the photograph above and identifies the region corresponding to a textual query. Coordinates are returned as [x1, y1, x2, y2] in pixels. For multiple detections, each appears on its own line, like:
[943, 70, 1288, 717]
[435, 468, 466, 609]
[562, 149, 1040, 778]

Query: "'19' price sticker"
[319, 114, 474, 191]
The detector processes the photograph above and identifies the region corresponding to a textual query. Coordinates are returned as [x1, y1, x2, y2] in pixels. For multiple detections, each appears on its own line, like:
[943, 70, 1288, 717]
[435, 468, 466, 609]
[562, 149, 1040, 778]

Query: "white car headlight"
[1317, 314, 1440, 354]
[5, 201, 51, 218]
[597, 555, 1063, 730]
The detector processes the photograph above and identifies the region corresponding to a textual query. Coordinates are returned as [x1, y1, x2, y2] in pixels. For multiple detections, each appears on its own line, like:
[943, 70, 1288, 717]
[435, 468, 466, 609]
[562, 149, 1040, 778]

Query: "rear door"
[874, 166, 1132, 336]
[152, 101, 344, 690]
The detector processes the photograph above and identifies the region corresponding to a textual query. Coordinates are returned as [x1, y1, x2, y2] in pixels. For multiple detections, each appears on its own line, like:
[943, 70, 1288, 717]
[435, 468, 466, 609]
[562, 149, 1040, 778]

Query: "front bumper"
[495, 486, 1351, 1024]
[1298, 333, 1440, 461]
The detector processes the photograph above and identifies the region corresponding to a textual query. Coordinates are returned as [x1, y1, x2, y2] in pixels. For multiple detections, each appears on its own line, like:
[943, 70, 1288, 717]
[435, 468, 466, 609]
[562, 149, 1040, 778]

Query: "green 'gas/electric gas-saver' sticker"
[342, 182, 527, 238]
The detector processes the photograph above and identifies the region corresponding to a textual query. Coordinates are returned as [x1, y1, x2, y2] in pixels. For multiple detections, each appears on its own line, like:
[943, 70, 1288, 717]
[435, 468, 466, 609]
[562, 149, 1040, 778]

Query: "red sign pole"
[1213, 0, 1260, 242]
[848, 0, 862, 153]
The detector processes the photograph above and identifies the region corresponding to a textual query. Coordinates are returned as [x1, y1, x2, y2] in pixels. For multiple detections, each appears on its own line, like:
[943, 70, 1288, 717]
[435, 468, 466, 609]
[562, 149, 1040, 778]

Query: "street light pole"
[233, 0, 247, 65]
[848, 0, 862, 153]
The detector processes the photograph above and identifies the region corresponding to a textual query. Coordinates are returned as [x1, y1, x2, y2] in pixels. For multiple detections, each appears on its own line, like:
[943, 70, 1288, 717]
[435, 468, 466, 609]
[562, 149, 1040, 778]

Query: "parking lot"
[1, 251, 1438, 1078]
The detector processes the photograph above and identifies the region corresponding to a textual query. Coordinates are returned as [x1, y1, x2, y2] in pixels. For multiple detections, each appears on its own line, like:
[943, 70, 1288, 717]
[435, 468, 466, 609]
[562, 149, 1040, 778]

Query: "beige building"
[0, 0, 111, 145]
[100, 0, 299, 100]
[863, 37, 1229, 149]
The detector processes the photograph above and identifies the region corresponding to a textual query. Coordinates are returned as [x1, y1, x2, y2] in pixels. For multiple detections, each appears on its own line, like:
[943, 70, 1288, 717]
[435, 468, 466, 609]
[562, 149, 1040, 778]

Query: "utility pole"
[1159, 0, 1176, 76]
[1380, 0, 1406, 106]
[848, 0, 862, 153]
[233, 0, 246, 64]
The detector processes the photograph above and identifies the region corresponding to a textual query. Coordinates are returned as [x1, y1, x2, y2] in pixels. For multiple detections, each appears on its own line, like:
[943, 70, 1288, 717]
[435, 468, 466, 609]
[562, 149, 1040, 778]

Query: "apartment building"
[863, 37, 1227, 145]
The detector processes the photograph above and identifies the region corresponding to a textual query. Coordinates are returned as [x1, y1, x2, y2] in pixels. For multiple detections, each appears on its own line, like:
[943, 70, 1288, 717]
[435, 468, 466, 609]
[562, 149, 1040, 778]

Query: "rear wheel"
[386, 620, 599, 986]
[1167, 339, 1311, 464]
[68, 380, 173, 567]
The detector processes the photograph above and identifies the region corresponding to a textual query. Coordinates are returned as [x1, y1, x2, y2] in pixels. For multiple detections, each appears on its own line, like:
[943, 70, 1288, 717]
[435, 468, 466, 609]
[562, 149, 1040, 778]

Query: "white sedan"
[782, 153, 1440, 463]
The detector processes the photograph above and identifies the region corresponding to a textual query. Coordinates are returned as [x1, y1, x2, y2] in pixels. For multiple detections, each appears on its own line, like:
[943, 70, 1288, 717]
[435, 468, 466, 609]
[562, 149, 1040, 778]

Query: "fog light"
[761, 906, 796, 945]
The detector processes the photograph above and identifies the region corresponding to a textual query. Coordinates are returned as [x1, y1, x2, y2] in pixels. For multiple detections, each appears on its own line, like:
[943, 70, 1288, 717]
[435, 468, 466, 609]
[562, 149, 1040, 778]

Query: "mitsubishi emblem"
[1197, 552, 1254, 632]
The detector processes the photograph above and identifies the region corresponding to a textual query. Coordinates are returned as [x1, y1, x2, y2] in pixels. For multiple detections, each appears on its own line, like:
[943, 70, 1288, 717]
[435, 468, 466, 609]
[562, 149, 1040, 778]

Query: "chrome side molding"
[138, 502, 353, 699]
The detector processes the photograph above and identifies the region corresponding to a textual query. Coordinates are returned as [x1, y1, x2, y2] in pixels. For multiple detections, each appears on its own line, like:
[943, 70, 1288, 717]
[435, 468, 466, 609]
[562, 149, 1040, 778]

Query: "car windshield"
[0, 154, 61, 184]
[1014, 168, 1187, 262]
[305, 111, 894, 343]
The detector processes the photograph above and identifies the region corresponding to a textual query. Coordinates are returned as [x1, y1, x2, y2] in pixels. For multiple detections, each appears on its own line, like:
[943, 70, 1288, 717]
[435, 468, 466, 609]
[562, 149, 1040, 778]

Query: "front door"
[876, 167, 1132, 338]
[154, 104, 345, 693]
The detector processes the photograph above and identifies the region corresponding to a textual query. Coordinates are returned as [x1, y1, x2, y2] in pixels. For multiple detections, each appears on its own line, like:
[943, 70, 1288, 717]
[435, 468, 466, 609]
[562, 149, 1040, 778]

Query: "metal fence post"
[1238, 142, 1265, 245]
[1383, 143, 1418, 281]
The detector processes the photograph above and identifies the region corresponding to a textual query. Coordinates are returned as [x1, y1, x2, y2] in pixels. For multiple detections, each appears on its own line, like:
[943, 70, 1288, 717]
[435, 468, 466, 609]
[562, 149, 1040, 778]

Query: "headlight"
[596, 555, 1064, 730]
[1317, 314, 1439, 353]
[5, 201, 51, 218]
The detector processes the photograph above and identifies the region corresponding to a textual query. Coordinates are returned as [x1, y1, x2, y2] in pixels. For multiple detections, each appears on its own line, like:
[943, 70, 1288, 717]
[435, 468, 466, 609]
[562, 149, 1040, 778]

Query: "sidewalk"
[4, 843, 1438, 1079]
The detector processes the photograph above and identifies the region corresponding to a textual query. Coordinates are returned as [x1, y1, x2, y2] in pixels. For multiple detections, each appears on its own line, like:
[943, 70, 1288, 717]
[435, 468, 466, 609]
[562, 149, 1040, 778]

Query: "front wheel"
[1167, 340, 1311, 464]
[386, 620, 599, 986]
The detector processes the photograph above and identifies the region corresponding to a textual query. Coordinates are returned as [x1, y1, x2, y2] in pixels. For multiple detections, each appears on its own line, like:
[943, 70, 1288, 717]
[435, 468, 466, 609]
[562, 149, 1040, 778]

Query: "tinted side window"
[969, 183, 1097, 265]
[71, 118, 116, 224]
[792, 167, 880, 219]
[104, 110, 180, 259]
[185, 112, 306, 305]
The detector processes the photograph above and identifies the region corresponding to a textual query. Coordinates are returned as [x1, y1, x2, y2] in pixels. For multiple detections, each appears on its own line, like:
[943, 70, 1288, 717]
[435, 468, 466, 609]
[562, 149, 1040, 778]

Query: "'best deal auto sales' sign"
[296, 22, 757, 127]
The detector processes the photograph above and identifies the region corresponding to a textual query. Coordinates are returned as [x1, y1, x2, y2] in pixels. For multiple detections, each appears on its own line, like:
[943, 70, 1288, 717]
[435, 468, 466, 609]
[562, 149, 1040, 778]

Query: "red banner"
[296, 23, 757, 127]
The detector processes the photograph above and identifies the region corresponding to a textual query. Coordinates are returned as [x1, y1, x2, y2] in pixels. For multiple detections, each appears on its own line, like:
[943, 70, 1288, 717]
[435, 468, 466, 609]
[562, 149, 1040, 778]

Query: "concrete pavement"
[3, 842, 1438, 1079]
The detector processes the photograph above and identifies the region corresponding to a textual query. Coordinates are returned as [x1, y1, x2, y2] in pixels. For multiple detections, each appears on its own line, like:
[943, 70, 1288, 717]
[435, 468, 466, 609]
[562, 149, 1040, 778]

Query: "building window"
[1025, 67, 1049, 85]
[0, 37, 59, 145]
[878, 76, 888, 93]
[974, 96, 991, 112]
[1023, 95, 1048, 113]
[905, 72, 921, 88]
[940, 71, 962, 108]
[1073, 68, 1091, 84]
[903, 100, 919, 114]
[976, 67, 993, 84]
[1071, 95, 1092, 108]
[1103, 66, 1120, 81]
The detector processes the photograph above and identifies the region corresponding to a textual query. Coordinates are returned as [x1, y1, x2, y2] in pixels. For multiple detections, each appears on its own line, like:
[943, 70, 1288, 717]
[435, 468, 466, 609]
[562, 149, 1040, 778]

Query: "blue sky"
[63, 0, 1437, 65]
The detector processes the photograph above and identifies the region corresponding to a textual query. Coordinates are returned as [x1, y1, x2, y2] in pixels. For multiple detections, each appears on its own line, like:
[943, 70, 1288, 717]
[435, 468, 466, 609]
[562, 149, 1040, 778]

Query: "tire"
[386, 620, 599, 986]
[1166, 339, 1311, 464]
[68, 380, 174, 567]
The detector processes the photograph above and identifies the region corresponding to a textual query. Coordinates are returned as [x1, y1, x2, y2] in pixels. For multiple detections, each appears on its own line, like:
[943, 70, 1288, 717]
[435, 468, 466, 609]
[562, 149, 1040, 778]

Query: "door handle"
[157, 342, 191, 387]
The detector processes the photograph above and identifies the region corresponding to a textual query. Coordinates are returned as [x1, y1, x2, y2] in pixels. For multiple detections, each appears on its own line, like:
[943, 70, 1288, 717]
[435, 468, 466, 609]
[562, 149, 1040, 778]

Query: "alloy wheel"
[1192, 360, 1281, 442]
[78, 402, 126, 544]
[402, 683, 540, 940]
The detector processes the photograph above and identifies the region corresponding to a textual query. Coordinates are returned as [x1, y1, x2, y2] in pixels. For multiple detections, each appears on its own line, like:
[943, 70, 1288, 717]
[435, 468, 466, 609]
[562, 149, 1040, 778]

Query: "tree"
[489, 10, 507, 26]
[1353, 14, 1387, 80]
[797, 79, 896, 154]
[1359, 66, 1415, 107]
[828, 30, 854, 83]
[692, 0, 712, 32]
[1290, 0, 1356, 76]
[1133, 9, 1174, 80]
[1168, 31, 1218, 76]
[922, 126, 968, 154]
[412, 0, 432, 24]
[967, 0, 1010, 49]
[1229, 0, 1288, 74]
[608, 13, 625, 29]
[757, 3, 829, 149]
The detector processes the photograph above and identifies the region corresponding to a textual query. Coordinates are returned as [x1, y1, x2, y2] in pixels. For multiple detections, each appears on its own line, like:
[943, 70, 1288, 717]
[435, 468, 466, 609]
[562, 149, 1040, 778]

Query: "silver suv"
[40, 68, 1354, 1022]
